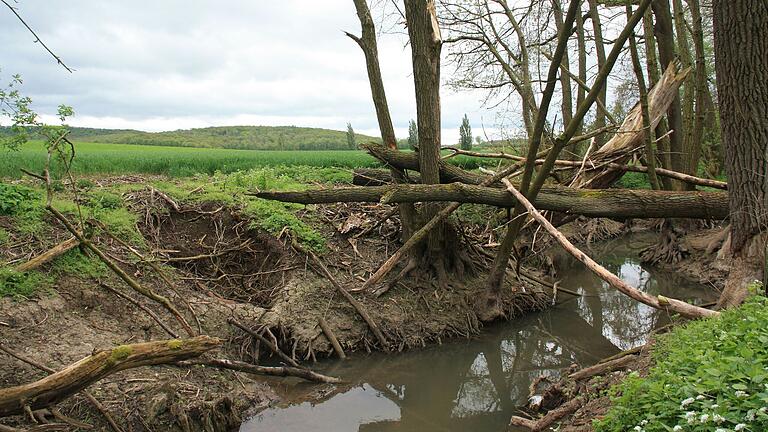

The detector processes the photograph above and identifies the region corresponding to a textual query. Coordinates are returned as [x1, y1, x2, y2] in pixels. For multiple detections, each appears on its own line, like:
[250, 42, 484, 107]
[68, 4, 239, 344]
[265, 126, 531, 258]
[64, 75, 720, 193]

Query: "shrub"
[0, 183, 36, 215]
[595, 289, 768, 432]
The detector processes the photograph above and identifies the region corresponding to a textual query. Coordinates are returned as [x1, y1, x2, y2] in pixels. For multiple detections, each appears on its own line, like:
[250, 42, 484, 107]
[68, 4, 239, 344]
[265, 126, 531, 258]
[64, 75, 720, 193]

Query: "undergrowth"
[595, 284, 768, 432]
[0, 266, 51, 299]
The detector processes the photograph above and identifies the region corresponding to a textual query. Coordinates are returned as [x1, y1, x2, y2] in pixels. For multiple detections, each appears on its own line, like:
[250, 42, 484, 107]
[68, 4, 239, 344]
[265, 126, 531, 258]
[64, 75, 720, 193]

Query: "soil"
[0, 178, 550, 431]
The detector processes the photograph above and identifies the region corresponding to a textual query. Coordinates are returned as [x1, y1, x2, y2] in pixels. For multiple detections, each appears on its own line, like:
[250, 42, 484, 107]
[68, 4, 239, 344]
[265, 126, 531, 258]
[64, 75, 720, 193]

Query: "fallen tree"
[252, 183, 728, 220]
[0, 336, 220, 417]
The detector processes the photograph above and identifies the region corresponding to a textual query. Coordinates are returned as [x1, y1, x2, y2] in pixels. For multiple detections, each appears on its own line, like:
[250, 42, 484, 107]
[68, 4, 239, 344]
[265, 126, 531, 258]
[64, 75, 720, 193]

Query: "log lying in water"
[252, 183, 728, 220]
[0, 336, 220, 417]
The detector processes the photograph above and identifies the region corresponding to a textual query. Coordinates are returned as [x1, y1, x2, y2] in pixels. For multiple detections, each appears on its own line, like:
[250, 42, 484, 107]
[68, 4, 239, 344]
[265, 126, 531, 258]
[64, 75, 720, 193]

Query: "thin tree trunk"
[652, 0, 686, 190]
[628, 3, 661, 190]
[672, 0, 698, 184]
[587, 0, 608, 146]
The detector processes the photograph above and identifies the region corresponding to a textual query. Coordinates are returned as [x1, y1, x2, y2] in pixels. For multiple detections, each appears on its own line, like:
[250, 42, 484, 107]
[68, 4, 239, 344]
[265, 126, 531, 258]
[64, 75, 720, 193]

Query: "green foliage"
[595, 293, 768, 432]
[616, 172, 652, 190]
[0, 228, 8, 245]
[0, 267, 51, 299]
[50, 249, 107, 278]
[88, 190, 123, 210]
[0, 183, 37, 215]
[0, 73, 35, 150]
[245, 199, 326, 252]
[459, 114, 472, 150]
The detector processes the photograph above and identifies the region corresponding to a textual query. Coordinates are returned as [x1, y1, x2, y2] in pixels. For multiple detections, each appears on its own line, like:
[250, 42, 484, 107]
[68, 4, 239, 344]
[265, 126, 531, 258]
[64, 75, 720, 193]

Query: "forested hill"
[1, 125, 382, 150]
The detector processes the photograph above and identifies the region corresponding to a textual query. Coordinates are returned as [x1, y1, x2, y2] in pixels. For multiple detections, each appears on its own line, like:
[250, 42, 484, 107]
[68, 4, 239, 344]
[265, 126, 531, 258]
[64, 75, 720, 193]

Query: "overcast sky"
[0, 1, 515, 144]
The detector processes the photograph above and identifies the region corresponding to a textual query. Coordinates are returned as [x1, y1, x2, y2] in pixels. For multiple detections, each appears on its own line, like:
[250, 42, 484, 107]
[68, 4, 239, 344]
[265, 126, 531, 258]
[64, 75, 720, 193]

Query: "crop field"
[0, 141, 385, 178]
[1, 141, 498, 178]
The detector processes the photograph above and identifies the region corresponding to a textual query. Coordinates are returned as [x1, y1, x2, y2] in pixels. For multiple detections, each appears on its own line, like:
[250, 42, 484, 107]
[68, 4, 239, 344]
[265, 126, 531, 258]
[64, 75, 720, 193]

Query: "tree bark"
[713, 0, 768, 254]
[713, 0, 768, 308]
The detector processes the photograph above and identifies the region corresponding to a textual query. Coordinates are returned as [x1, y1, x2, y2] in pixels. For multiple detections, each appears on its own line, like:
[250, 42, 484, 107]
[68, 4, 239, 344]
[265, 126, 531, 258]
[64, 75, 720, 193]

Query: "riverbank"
[0, 173, 550, 430]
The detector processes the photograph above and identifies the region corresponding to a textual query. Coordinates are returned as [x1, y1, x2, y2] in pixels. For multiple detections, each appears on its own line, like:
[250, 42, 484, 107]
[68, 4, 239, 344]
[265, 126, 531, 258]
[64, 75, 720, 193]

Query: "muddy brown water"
[240, 234, 717, 432]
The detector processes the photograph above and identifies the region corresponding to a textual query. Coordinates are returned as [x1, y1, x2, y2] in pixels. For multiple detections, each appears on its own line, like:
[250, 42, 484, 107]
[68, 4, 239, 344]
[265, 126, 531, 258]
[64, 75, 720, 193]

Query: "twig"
[0, 0, 73, 72]
[318, 317, 346, 360]
[176, 358, 341, 384]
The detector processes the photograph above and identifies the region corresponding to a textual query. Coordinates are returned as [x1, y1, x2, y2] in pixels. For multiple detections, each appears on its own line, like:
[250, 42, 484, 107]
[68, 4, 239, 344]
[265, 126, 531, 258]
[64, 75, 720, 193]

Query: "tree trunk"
[587, 0, 608, 146]
[713, 0, 768, 307]
[347, 0, 420, 241]
[254, 184, 729, 220]
[651, 0, 687, 189]
[404, 0, 449, 276]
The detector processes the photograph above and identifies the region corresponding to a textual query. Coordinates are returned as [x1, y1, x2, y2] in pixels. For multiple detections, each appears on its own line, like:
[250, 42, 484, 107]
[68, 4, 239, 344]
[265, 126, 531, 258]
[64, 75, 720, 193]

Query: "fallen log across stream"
[252, 183, 728, 220]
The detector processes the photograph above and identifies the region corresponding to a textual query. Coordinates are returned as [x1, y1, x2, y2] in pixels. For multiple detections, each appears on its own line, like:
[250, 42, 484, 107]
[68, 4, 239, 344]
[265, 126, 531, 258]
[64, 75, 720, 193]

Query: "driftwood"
[318, 317, 346, 360]
[499, 177, 719, 319]
[509, 397, 584, 432]
[14, 237, 79, 272]
[568, 353, 637, 381]
[0, 336, 220, 417]
[176, 358, 341, 384]
[253, 184, 728, 220]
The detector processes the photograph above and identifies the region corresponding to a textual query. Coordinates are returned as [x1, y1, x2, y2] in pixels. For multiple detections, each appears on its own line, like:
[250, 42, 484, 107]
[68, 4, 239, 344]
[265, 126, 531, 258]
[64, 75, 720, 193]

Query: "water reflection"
[240, 234, 717, 432]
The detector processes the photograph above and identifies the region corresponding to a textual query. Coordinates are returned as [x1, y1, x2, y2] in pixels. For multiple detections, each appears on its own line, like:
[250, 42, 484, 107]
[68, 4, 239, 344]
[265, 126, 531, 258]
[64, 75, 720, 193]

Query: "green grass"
[1, 141, 382, 178]
[595, 286, 768, 432]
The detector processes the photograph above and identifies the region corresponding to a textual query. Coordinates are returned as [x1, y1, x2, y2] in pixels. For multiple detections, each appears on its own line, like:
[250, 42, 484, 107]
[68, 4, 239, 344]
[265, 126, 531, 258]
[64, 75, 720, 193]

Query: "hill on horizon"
[1, 125, 382, 151]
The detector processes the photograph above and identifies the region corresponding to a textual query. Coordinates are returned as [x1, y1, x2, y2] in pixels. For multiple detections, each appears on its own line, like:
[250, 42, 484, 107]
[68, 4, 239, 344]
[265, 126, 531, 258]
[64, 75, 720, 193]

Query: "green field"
[1, 141, 499, 178]
[1, 141, 384, 178]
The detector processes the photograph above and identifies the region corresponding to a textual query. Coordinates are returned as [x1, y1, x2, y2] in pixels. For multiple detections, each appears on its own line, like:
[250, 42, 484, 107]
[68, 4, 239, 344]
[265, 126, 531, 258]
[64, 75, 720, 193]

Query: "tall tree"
[408, 118, 418, 150]
[346, 122, 356, 149]
[404, 0, 446, 269]
[459, 114, 472, 150]
[713, 0, 768, 307]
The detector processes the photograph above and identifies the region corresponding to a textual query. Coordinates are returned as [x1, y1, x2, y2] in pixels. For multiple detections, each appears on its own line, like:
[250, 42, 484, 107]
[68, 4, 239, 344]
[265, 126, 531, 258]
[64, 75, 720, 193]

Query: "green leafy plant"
[595, 294, 768, 432]
[0, 183, 37, 215]
[0, 266, 51, 299]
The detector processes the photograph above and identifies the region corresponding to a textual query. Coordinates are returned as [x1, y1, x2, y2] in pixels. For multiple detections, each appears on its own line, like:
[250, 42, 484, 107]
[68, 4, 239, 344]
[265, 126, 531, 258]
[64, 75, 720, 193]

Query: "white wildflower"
[641, 420, 648, 425]
[633, 426, 643, 432]
[696, 395, 706, 400]
[760, 407, 767, 414]
[713, 413, 726, 423]
[735, 423, 747, 431]
[673, 426, 683, 432]
[681, 397, 696, 407]
[735, 390, 749, 398]
[715, 429, 728, 432]
[745, 411, 756, 421]
[712, 404, 720, 409]
[700, 414, 710, 423]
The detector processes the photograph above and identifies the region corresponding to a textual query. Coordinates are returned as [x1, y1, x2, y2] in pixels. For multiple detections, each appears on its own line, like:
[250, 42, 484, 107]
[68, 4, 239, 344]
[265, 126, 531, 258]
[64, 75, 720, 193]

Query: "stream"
[240, 233, 717, 432]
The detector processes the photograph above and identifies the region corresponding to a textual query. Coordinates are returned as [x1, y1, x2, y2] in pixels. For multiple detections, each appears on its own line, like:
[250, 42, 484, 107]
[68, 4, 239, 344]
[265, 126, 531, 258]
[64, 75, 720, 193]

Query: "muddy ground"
[0, 177, 728, 431]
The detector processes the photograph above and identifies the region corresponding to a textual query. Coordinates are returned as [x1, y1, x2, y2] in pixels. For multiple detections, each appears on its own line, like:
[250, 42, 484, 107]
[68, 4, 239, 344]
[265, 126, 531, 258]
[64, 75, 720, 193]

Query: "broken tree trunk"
[14, 237, 79, 273]
[0, 336, 219, 417]
[569, 63, 689, 189]
[176, 358, 341, 384]
[253, 184, 728, 220]
[499, 177, 718, 319]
